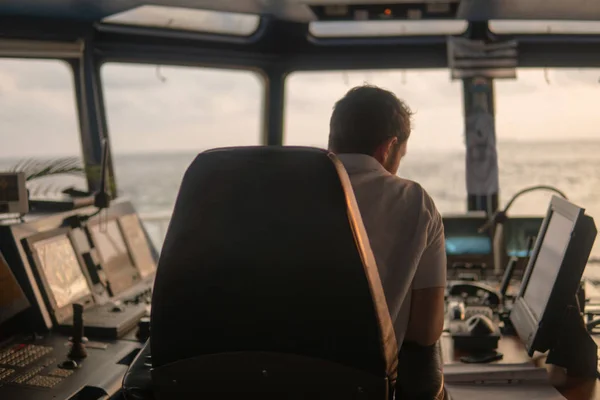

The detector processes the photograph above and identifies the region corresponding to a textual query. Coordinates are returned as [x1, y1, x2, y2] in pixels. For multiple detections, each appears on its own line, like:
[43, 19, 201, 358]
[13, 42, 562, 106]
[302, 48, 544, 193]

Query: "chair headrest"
[151, 146, 397, 380]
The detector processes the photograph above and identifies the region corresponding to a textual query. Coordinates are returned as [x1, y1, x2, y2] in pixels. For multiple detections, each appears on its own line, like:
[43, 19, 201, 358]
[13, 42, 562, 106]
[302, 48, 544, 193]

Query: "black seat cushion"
[151, 146, 397, 380]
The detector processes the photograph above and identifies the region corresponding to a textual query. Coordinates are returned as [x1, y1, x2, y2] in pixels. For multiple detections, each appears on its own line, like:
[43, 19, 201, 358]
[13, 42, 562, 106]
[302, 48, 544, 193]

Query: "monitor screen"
[0, 174, 20, 202]
[445, 236, 491, 255]
[0, 173, 28, 214]
[119, 214, 156, 279]
[522, 211, 573, 320]
[443, 215, 491, 256]
[89, 220, 139, 294]
[0, 252, 29, 325]
[32, 234, 91, 310]
[90, 220, 129, 264]
[504, 218, 544, 257]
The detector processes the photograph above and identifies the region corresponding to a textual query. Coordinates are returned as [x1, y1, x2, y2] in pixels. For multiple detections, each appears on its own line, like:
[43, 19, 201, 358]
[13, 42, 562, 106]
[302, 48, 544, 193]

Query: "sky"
[0, 58, 599, 158]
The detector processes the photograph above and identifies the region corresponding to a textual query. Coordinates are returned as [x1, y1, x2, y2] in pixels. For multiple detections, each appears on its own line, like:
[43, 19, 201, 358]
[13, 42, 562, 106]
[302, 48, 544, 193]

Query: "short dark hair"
[328, 85, 413, 155]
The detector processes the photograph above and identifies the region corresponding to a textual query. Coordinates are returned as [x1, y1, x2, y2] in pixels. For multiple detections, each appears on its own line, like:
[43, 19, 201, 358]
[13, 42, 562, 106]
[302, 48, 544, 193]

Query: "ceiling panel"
[2, 0, 600, 23]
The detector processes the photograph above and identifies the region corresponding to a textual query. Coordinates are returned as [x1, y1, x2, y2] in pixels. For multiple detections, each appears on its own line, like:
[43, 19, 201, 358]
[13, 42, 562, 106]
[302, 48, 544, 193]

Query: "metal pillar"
[463, 77, 499, 213]
[74, 35, 117, 194]
[262, 66, 286, 146]
[462, 22, 499, 214]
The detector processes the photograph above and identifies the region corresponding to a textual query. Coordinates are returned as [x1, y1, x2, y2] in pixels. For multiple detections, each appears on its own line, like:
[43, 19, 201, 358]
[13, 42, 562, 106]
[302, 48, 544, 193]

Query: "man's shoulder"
[384, 175, 437, 210]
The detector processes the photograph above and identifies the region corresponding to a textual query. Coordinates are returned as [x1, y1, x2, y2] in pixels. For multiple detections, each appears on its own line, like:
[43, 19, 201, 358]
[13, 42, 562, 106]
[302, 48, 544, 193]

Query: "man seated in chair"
[329, 85, 446, 399]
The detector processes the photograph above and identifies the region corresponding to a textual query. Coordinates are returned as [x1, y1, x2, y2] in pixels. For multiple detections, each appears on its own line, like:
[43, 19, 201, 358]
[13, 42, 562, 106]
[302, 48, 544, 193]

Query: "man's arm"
[405, 287, 445, 346]
[405, 198, 446, 346]
[396, 199, 447, 399]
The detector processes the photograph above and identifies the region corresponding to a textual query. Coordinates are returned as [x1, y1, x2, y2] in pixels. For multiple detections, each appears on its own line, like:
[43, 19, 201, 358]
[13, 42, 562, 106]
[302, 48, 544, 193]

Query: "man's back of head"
[328, 85, 413, 174]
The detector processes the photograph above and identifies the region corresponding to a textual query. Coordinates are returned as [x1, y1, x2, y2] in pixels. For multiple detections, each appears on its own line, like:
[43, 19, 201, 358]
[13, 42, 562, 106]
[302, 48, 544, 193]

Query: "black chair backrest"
[150, 146, 397, 385]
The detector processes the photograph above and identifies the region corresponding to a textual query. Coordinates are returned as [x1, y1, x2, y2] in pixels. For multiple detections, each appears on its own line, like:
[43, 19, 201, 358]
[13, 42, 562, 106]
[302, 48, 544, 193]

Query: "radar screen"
[89, 220, 139, 295]
[0, 251, 30, 325]
[119, 214, 156, 279]
[31, 234, 91, 310]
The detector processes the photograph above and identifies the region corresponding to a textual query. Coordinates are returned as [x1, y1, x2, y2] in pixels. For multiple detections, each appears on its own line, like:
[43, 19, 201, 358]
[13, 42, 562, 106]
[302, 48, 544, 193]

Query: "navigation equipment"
[88, 219, 140, 295]
[119, 214, 156, 279]
[504, 218, 543, 258]
[510, 196, 597, 376]
[0, 250, 29, 326]
[444, 214, 492, 256]
[26, 228, 94, 323]
[446, 236, 491, 256]
[0, 172, 28, 215]
[443, 213, 494, 280]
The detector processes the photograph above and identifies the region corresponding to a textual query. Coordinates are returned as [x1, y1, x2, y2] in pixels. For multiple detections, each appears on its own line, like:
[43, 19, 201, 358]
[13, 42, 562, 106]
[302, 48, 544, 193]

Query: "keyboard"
[0, 343, 61, 388]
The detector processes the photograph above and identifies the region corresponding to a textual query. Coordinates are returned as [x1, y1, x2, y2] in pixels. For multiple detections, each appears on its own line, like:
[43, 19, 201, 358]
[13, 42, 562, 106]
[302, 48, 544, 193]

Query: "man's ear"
[398, 140, 408, 157]
[384, 137, 399, 160]
[373, 137, 398, 164]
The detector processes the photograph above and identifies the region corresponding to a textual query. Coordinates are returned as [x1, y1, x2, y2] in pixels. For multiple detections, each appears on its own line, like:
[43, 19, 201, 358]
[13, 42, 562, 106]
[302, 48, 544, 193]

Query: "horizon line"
[1, 137, 599, 160]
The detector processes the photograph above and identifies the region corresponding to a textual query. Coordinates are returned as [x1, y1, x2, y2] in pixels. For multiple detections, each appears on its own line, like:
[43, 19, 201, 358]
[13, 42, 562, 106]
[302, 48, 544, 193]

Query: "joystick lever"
[68, 303, 87, 360]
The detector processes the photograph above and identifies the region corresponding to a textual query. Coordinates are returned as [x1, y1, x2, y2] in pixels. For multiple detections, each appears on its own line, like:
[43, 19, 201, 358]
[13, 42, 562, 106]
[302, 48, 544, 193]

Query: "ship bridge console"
[0, 198, 157, 399]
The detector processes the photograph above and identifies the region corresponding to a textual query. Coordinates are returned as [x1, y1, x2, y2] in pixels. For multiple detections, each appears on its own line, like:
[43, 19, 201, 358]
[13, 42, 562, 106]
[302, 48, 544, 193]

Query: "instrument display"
[119, 214, 156, 279]
[89, 220, 139, 295]
[32, 234, 91, 309]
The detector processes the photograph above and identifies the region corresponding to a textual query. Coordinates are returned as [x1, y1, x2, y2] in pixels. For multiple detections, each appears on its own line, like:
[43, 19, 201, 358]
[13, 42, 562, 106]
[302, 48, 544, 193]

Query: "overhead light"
[101, 5, 260, 36]
[310, 20, 467, 37]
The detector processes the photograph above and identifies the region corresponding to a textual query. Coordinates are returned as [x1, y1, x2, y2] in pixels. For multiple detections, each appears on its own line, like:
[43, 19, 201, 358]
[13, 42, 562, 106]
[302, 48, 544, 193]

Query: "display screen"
[504, 218, 543, 257]
[523, 212, 573, 320]
[0, 252, 29, 324]
[90, 220, 138, 294]
[445, 236, 492, 255]
[90, 220, 129, 264]
[0, 174, 19, 202]
[119, 214, 156, 279]
[32, 234, 91, 309]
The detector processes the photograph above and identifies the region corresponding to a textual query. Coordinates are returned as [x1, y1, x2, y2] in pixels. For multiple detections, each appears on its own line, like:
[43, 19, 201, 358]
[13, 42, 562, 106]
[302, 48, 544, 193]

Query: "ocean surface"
[1, 140, 599, 260]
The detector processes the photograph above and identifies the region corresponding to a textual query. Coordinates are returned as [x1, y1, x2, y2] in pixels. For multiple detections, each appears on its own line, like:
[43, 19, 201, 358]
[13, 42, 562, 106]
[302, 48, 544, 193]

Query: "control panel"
[0, 200, 155, 399]
[443, 214, 544, 281]
[0, 201, 156, 340]
[0, 334, 140, 399]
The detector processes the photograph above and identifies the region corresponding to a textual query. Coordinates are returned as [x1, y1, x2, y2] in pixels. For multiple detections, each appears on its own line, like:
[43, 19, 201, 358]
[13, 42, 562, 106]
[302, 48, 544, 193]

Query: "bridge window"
[284, 69, 465, 214]
[494, 68, 600, 258]
[102, 5, 260, 36]
[0, 58, 86, 192]
[101, 63, 263, 247]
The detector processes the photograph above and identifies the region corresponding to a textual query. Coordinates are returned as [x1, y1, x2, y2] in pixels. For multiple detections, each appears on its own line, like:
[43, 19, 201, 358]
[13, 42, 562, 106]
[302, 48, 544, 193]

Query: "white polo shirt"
[338, 153, 447, 348]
